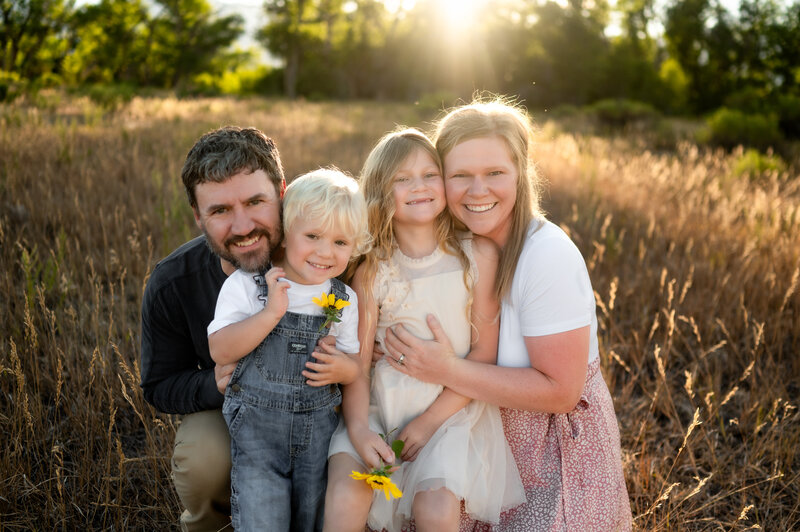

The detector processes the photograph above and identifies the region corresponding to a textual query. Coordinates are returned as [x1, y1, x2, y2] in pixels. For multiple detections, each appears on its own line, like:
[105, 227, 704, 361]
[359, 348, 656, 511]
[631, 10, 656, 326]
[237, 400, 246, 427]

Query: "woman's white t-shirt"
[497, 219, 599, 368]
[207, 269, 360, 354]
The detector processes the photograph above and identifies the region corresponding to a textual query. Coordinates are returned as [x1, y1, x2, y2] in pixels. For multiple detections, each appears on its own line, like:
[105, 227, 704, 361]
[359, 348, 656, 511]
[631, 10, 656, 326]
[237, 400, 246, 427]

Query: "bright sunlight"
[436, 0, 490, 32]
[382, 0, 491, 32]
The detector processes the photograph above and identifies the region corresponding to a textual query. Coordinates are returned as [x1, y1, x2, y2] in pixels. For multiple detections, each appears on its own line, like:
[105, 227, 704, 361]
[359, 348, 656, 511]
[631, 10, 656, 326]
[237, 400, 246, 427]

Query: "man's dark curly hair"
[181, 126, 285, 209]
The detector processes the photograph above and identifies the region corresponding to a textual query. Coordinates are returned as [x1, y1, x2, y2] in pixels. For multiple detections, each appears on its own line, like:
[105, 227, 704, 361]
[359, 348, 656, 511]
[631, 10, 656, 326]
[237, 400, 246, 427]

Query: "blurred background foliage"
[2, 0, 799, 148]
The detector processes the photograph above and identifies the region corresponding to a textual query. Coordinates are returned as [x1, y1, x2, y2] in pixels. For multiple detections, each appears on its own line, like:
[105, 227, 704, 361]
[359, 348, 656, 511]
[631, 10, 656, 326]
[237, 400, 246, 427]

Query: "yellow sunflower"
[312, 291, 351, 330]
[350, 471, 403, 500]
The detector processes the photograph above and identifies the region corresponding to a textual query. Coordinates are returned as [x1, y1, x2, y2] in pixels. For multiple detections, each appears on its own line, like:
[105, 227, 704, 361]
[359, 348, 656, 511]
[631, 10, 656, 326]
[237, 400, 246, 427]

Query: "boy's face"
[279, 216, 355, 285]
[193, 169, 282, 274]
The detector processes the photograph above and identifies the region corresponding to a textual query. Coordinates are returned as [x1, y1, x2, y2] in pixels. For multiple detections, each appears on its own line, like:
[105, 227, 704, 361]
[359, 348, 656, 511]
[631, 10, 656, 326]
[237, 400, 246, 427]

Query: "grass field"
[1, 94, 798, 530]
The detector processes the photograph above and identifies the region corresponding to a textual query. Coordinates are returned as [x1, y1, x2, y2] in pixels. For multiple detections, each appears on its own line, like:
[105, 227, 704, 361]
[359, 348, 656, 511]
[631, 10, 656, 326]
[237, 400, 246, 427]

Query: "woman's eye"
[488, 170, 504, 176]
[424, 172, 440, 179]
[306, 233, 318, 240]
[335, 240, 349, 246]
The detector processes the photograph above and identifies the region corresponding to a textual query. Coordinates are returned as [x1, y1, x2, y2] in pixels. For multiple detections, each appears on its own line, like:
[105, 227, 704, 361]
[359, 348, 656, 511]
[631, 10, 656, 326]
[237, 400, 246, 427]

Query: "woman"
[382, 98, 632, 531]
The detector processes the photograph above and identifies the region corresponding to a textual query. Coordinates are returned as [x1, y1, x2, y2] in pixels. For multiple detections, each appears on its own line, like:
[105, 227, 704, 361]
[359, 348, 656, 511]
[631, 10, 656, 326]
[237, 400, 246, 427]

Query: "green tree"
[64, 0, 149, 84]
[259, 0, 343, 99]
[147, 0, 243, 88]
[0, 0, 72, 79]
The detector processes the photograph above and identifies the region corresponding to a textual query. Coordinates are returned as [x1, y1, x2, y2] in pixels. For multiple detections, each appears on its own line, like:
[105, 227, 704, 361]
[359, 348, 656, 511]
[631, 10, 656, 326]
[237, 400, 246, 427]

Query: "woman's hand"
[396, 411, 441, 462]
[383, 314, 458, 384]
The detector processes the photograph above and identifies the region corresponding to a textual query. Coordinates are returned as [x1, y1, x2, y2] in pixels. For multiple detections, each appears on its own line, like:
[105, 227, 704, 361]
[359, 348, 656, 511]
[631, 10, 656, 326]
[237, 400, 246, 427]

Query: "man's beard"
[203, 226, 281, 273]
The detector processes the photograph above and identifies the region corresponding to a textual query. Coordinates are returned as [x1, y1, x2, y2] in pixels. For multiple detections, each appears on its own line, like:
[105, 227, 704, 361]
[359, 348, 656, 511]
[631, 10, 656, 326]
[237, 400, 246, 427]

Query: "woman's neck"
[394, 223, 438, 259]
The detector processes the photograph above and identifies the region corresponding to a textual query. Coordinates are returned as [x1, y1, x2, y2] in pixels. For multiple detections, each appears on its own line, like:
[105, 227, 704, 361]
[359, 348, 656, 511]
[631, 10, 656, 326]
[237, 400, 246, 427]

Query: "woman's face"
[443, 136, 518, 247]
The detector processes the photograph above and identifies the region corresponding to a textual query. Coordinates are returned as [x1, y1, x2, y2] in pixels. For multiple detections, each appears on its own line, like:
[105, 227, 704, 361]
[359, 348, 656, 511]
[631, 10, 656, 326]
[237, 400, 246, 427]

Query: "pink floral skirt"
[488, 359, 632, 531]
[380, 360, 631, 532]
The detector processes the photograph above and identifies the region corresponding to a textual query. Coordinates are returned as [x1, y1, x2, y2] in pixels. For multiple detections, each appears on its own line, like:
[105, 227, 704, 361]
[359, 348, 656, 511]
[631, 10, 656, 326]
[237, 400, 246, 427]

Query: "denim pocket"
[223, 400, 247, 437]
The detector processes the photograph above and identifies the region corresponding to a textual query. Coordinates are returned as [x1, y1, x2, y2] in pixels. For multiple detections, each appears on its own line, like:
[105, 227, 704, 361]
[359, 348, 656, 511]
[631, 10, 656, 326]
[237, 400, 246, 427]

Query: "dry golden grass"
[1, 94, 798, 530]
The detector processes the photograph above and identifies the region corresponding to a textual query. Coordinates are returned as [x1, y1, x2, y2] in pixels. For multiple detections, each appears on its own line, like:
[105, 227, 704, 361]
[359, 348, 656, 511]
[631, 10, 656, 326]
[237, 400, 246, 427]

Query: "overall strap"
[329, 277, 349, 303]
[252, 265, 272, 306]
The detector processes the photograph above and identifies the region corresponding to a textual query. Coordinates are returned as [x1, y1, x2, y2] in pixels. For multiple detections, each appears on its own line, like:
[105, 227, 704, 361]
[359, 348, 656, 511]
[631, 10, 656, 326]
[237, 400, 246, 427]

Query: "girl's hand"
[349, 425, 396, 470]
[384, 315, 457, 383]
[264, 267, 290, 318]
[396, 411, 440, 462]
[303, 341, 360, 386]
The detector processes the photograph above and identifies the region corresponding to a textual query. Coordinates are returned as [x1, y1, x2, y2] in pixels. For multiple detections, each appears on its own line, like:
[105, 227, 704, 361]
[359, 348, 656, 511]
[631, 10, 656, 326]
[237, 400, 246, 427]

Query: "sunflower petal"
[334, 300, 350, 310]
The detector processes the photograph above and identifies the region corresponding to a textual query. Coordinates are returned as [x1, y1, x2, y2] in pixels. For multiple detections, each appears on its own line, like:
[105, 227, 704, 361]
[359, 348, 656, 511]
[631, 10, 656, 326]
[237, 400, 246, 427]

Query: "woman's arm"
[385, 319, 589, 413]
[397, 236, 501, 461]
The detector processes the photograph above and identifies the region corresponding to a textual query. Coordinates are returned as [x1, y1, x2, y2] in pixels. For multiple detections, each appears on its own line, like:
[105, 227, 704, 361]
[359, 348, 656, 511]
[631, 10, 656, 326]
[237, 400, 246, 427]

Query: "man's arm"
[141, 283, 223, 414]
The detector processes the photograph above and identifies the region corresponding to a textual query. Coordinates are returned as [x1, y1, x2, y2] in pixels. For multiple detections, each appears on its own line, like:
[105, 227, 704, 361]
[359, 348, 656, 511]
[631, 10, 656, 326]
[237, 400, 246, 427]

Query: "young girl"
[207, 168, 371, 531]
[324, 129, 524, 532]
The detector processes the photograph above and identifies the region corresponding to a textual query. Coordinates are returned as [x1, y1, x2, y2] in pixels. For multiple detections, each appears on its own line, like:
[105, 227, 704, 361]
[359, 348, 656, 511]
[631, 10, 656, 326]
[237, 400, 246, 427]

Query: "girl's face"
[280, 215, 355, 285]
[391, 148, 446, 229]
[443, 136, 518, 247]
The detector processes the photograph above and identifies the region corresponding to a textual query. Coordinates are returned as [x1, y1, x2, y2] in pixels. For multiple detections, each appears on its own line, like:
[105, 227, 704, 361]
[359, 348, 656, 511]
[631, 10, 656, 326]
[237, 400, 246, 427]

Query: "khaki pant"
[172, 409, 232, 532]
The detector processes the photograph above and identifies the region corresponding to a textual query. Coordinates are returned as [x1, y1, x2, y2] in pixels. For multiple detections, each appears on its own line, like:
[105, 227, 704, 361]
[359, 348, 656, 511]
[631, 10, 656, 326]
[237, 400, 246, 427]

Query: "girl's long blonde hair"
[434, 96, 544, 302]
[351, 127, 473, 322]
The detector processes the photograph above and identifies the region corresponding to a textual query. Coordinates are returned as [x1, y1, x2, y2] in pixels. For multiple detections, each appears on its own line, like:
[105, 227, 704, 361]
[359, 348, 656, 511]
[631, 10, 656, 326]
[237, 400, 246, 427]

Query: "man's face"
[193, 169, 282, 273]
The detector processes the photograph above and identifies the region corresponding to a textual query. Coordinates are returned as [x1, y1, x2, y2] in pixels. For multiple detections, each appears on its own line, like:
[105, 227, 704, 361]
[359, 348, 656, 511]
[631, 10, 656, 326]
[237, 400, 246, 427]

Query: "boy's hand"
[349, 425, 396, 470]
[263, 267, 290, 318]
[396, 411, 440, 462]
[303, 340, 360, 386]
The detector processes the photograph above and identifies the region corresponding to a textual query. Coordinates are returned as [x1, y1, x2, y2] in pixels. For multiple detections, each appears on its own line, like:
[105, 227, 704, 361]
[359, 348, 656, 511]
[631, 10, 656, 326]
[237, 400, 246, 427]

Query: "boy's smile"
[278, 216, 355, 285]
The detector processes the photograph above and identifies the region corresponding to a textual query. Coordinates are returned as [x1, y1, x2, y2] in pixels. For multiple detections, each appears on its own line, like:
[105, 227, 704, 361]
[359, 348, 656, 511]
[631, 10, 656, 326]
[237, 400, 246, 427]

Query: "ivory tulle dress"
[328, 236, 525, 532]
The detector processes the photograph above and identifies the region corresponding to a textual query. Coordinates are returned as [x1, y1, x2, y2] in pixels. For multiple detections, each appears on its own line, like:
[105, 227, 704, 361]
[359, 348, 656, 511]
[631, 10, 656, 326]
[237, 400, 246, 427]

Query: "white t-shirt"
[497, 219, 599, 368]
[207, 269, 360, 354]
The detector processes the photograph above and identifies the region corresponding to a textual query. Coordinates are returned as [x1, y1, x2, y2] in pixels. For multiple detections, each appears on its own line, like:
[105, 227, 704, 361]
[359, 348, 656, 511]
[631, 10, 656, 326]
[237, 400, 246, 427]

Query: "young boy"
[207, 168, 371, 531]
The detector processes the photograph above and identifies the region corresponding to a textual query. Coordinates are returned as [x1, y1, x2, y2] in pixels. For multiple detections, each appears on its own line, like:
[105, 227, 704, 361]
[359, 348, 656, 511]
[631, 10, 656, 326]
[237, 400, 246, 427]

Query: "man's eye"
[248, 199, 263, 206]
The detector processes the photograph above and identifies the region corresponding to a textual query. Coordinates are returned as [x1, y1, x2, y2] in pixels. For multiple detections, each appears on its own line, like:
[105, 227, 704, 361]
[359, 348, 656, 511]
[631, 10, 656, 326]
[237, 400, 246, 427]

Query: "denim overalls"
[223, 273, 346, 531]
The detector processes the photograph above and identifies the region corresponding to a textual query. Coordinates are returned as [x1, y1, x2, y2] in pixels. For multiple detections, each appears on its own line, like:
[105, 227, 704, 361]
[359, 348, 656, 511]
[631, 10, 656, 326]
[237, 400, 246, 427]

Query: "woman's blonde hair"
[434, 96, 544, 301]
[283, 167, 372, 259]
[353, 127, 473, 319]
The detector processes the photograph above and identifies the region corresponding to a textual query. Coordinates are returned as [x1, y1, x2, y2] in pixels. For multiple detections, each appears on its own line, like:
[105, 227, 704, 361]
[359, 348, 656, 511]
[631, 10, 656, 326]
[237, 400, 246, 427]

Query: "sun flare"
[437, 0, 489, 31]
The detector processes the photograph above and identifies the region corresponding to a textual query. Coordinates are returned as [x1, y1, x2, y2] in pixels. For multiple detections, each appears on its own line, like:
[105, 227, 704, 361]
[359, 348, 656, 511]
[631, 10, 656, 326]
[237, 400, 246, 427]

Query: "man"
[140, 126, 286, 531]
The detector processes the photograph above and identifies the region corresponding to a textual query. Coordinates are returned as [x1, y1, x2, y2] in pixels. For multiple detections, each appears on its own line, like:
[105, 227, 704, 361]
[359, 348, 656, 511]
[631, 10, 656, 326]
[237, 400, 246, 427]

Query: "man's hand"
[214, 362, 237, 394]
